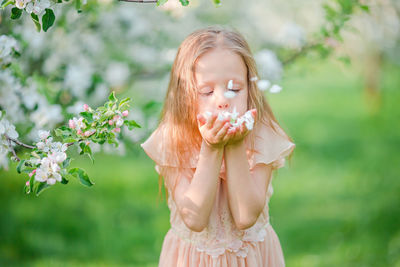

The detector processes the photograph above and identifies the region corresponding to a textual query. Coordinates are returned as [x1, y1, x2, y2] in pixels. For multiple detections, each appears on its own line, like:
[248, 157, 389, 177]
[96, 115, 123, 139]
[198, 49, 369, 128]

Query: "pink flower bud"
[108, 120, 114, 125]
[69, 119, 76, 129]
[26, 181, 30, 186]
[77, 129, 83, 135]
[29, 169, 37, 177]
[113, 128, 121, 133]
[83, 104, 89, 111]
[113, 115, 120, 122]
[84, 131, 91, 137]
[122, 110, 129, 117]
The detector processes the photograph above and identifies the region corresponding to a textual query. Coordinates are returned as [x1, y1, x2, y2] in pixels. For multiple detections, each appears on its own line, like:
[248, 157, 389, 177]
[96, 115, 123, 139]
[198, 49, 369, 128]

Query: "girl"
[141, 25, 295, 267]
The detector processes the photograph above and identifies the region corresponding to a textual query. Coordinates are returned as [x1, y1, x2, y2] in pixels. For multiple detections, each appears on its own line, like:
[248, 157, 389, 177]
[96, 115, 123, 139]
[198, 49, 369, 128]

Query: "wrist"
[202, 139, 224, 153]
[225, 139, 245, 151]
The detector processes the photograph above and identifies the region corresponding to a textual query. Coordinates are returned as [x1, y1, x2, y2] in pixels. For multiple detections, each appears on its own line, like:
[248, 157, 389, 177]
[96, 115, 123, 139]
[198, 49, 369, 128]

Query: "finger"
[251, 109, 257, 118]
[197, 114, 207, 127]
[215, 121, 230, 140]
[206, 113, 217, 129]
[212, 117, 230, 135]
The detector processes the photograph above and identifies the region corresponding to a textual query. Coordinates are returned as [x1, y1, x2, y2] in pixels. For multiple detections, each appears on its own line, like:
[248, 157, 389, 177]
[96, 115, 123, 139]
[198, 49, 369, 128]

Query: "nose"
[218, 103, 229, 109]
[215, 86, 230, 110]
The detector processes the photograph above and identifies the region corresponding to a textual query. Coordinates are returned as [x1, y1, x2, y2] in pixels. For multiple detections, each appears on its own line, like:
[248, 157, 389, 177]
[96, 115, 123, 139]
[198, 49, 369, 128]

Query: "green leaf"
[35, 182, 51, 196]
[80, 111, 94, 123]
[83, 144, 94, 163]
[61, 176, 69, 184]
[157, 0, 168, 6]
[55, 126, 72, 138]
[79, 142, 86, 155]
[29, 174, 34, 193]
[359, 5, 369, 13]
[213, 0, 221, 6]
[63, 137, 78, 143]
[124, 120, 141, 130]
[108, 91, 117, 102]
[75, 0, 81, 12]
[31, 13, 41, 32]
[118, 97, 131, 109]
[69, 168, 94, 187]
[62, 157, 71, 168]
[1, 0, 14, 9]
[11, 7, 22, 20]
[179, 0, 189, 6]
[42, 8, 55, 32]
[16, 159, 26, 174]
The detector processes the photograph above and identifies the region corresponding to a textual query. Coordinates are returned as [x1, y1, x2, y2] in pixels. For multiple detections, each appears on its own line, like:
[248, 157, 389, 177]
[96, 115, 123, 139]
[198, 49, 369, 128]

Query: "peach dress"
[141, 120, 295, 267]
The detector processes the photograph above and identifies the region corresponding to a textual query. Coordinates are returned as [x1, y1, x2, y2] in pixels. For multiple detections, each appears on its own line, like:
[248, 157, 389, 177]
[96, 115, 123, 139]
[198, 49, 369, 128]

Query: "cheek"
[197, 98, 211, 113]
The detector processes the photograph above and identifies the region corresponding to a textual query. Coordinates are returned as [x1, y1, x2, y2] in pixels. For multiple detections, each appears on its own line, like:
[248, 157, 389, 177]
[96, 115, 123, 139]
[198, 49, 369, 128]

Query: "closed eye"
[200, 91, 213, 96]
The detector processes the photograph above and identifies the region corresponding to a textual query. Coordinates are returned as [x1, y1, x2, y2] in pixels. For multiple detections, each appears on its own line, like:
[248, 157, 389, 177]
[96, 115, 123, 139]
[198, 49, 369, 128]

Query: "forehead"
[194, 48, 247, 85]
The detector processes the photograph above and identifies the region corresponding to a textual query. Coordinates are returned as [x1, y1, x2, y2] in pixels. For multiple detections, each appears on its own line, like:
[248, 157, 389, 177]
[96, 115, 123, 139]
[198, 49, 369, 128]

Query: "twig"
[282, 42, 319, 66]
[5, 135, 20, 161]
[4, 134, 35, 149]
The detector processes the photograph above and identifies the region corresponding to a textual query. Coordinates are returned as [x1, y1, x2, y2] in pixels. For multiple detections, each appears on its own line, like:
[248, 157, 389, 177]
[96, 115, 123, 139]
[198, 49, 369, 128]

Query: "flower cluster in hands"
[197, 108, 257, 149]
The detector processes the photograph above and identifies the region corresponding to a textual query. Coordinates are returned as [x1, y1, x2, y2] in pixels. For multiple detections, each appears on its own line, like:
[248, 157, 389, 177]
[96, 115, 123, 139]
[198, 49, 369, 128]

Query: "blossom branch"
[4, 133, 35, 149]
[5, 134, 20, 161]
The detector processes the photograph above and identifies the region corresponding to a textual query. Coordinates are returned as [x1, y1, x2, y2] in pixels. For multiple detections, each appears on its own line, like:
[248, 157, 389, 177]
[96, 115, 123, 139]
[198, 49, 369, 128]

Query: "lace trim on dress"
[170, 222, 271, 258]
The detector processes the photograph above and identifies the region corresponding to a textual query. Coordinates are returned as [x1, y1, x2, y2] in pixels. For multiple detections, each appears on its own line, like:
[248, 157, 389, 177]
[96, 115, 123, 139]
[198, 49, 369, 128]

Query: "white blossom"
[0, 35, 20, 66]
[35, 157, 62, 185]
[254, 49, 283, 82]
[38, 130, 50, 140]
[105, 62, 130, 88]
[257, 79, 271, 91]
[269, 84, 282, 93]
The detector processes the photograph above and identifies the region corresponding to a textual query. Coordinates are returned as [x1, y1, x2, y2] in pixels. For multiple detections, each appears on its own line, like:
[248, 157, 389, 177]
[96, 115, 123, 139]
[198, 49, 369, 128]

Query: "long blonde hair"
[157, 25, 295, 201]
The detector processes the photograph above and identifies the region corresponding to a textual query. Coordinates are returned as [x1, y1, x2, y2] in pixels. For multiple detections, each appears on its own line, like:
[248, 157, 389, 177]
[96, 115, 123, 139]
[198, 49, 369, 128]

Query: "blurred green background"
[1, 0, 400, 266]
[1, 57, 399, 266]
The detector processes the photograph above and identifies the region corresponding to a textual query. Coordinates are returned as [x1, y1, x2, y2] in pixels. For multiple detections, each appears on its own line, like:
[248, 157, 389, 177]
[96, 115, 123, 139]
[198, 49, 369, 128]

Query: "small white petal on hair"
[224, 91, 236, 99]
[257, 79, 271, 91]
[227, 79, 233, 89]
[269, 84, 282, 93]
[250, 76, 258, 82]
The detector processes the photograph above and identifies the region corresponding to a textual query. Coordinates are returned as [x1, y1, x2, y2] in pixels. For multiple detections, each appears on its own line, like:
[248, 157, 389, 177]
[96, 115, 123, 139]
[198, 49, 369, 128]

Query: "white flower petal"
[227, 79, 233, 89]
[269, 84, 282, 93]
[224, 91, 236, 99]
[257, 80, 271, 91]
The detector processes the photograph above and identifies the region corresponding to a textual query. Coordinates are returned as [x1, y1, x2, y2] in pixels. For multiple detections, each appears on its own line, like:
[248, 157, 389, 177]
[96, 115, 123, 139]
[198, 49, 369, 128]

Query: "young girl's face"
[194, 47, 248, 116]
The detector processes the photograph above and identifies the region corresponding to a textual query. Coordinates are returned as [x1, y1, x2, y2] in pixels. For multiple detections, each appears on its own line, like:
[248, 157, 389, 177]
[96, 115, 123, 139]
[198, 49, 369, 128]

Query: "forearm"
[224, 141, 265, 230]
[181, 140, 223, 230]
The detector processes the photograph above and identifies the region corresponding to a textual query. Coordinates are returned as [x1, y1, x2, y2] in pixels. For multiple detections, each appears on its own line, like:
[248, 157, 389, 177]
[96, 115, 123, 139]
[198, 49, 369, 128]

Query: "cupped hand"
[225, 109, 257, 147]
[197, 112, 234, 149]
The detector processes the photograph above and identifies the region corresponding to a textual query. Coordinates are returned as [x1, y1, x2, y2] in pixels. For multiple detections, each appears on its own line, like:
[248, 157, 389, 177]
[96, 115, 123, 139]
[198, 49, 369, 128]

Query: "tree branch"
[282, 42, 320, 66]
[5, 135, 20, 161]
[4, 134, 35, 149]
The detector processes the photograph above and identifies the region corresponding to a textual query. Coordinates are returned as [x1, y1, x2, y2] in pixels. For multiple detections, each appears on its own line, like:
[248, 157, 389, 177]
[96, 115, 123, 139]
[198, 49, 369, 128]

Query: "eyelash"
[201, 89, 241, 96]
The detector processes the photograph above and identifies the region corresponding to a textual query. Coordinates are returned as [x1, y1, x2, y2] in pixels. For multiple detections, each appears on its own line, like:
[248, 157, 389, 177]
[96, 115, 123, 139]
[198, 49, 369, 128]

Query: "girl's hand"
[225, 109, 257, 147]
[197, 112, 233, 149]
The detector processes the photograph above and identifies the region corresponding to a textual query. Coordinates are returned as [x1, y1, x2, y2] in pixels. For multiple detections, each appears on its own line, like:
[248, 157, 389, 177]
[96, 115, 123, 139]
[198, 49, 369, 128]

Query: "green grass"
[1, 58, 399, 266]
